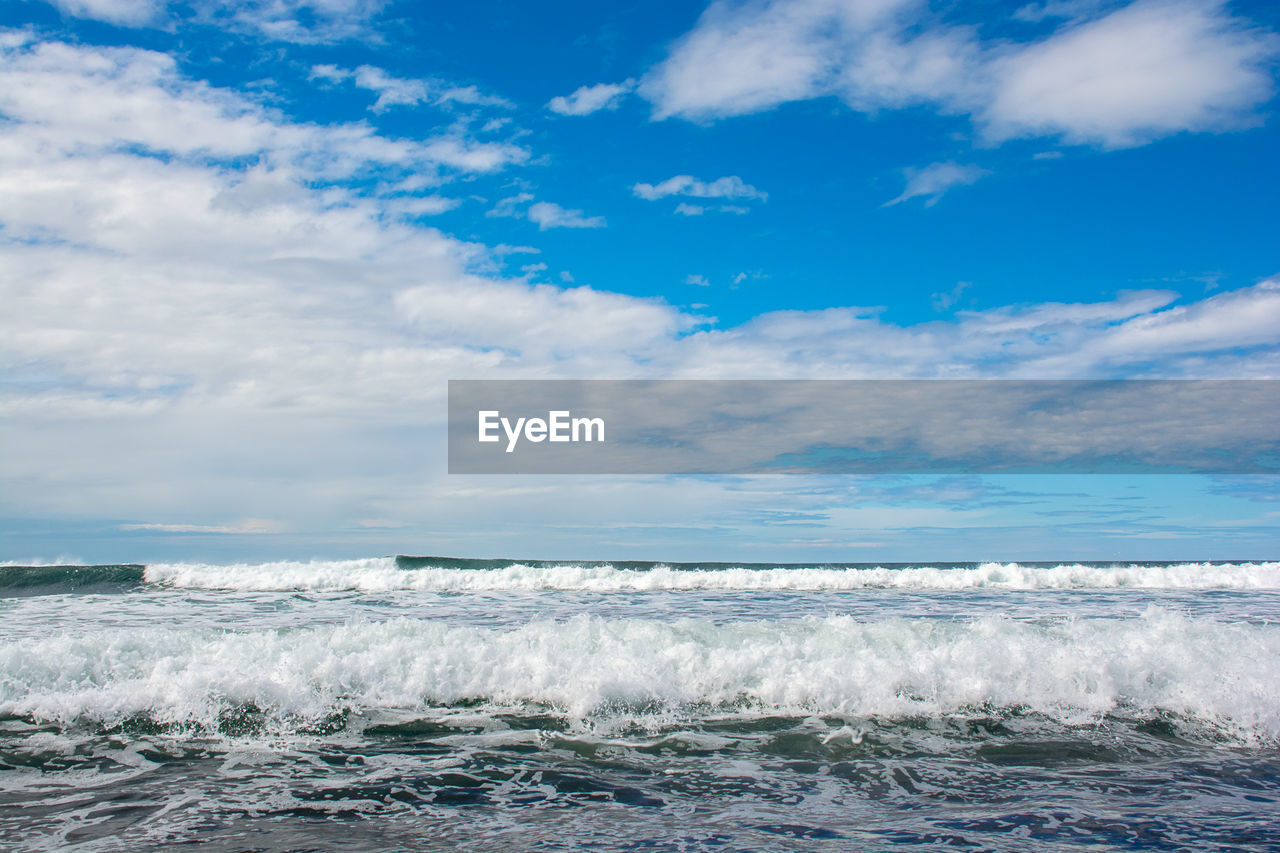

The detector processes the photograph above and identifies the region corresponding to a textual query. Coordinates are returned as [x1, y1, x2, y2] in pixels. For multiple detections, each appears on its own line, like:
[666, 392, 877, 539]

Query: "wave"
[136, 557, 1280, 592]
[2, 608, 1277, 743]
[0, 564, 145, 593]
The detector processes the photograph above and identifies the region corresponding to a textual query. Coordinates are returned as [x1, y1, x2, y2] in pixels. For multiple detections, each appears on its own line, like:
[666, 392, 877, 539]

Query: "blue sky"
[1, 0, 1278, 563]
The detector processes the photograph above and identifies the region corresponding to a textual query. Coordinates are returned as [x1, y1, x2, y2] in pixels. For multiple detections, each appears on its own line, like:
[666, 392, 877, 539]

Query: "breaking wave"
[134, 557, 1280, 592]
[2, 608, 1277, 743]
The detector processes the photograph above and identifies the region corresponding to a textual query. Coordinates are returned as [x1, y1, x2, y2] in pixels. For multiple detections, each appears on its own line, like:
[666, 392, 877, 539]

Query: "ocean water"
[2, 558, 1279, 851]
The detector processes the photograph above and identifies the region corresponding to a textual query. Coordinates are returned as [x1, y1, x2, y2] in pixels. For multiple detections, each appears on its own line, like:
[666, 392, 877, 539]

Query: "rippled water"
[2, 559, 1278, 851]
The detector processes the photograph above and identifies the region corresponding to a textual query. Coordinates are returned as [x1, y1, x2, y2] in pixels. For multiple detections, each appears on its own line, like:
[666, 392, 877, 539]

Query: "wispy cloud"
[488, 192, 536, 218]
[932, 281, 972, 312]
[49, 0, 389, 42]
[47, 0, 164, 26]
[528, 201, 607, 230]
[634, 174, 767, 201]
[311, 63, 512, 112]
[547, 79, 635, 115]
[488, 193, 606, 229]
[0, 38, 528, 188]
[885, 162, 989, 207]
[120, 520, 283, 534]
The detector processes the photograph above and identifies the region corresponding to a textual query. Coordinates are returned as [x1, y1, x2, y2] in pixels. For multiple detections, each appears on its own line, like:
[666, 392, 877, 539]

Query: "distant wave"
[5, 558, 1277, 595]
[135, 557, 1280, 592]
[2, 608, 1276, 743]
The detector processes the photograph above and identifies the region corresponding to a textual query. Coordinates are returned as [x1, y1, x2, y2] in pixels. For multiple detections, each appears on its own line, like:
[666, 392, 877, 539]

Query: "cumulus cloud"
[982, 0, 1278, 146]
[641, 0, 1278, 148]
[884, 162, 988, 207]
[547, 80, 635, 115]
[4, 34, 1278, 543]
[640, 0, 855, 120]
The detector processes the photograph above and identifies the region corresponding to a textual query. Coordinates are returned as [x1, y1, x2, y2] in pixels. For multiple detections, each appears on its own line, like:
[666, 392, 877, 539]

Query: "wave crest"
[140, 559, 1280, 592]
[2, 608, 1277, 743]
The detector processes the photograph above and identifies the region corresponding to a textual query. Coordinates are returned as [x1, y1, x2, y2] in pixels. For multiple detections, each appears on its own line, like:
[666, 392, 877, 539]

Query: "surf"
[129, 557, 1280, 592]
[3, 607, 1276, 745]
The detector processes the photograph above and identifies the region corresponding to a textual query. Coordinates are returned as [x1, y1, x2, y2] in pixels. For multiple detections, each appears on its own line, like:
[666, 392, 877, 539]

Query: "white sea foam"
[142, 559, 1280, 592]
[2, 608, 1277, 742]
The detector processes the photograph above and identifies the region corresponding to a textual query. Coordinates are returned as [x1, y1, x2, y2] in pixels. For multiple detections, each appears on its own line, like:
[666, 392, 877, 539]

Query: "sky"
[1, 0, 1278, 563]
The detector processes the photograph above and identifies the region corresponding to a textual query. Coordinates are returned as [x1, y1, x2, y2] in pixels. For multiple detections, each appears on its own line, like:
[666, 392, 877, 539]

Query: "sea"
[2, 557, 1279, 851]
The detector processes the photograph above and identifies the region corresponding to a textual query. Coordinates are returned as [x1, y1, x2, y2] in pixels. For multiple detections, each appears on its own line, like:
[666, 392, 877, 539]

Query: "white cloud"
[385, 195, 460, 216]
[840, 23, 981, 111]
[639, 0, 873, 120]
[982, 0, 1278, 146]
[3, 35, 1278, 542]
[668, 283, 1280, 380]
[884, 162, 989, 207]
[309, 63, 348, 83]
[1012, 0, 1109, 23]
[527, 201, 607, 230]
[487, 192, 536, 218]
[633, 174, 767, 201]
[486, 194, 605, 229]
[353, 65, 429, 111]
[48, 0, 387, 42]
[1059, 280, 1280, 366]
[672, 200, 753, 216]
[685, 274, 711, 286]
[47, 0, 163, 26]
[312, 64, 513, 113]
[0, 40, 527, 183]
[200, 0, 387, 43]
[641, 0, 1278, 149]
[547, 80, 635, 115]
